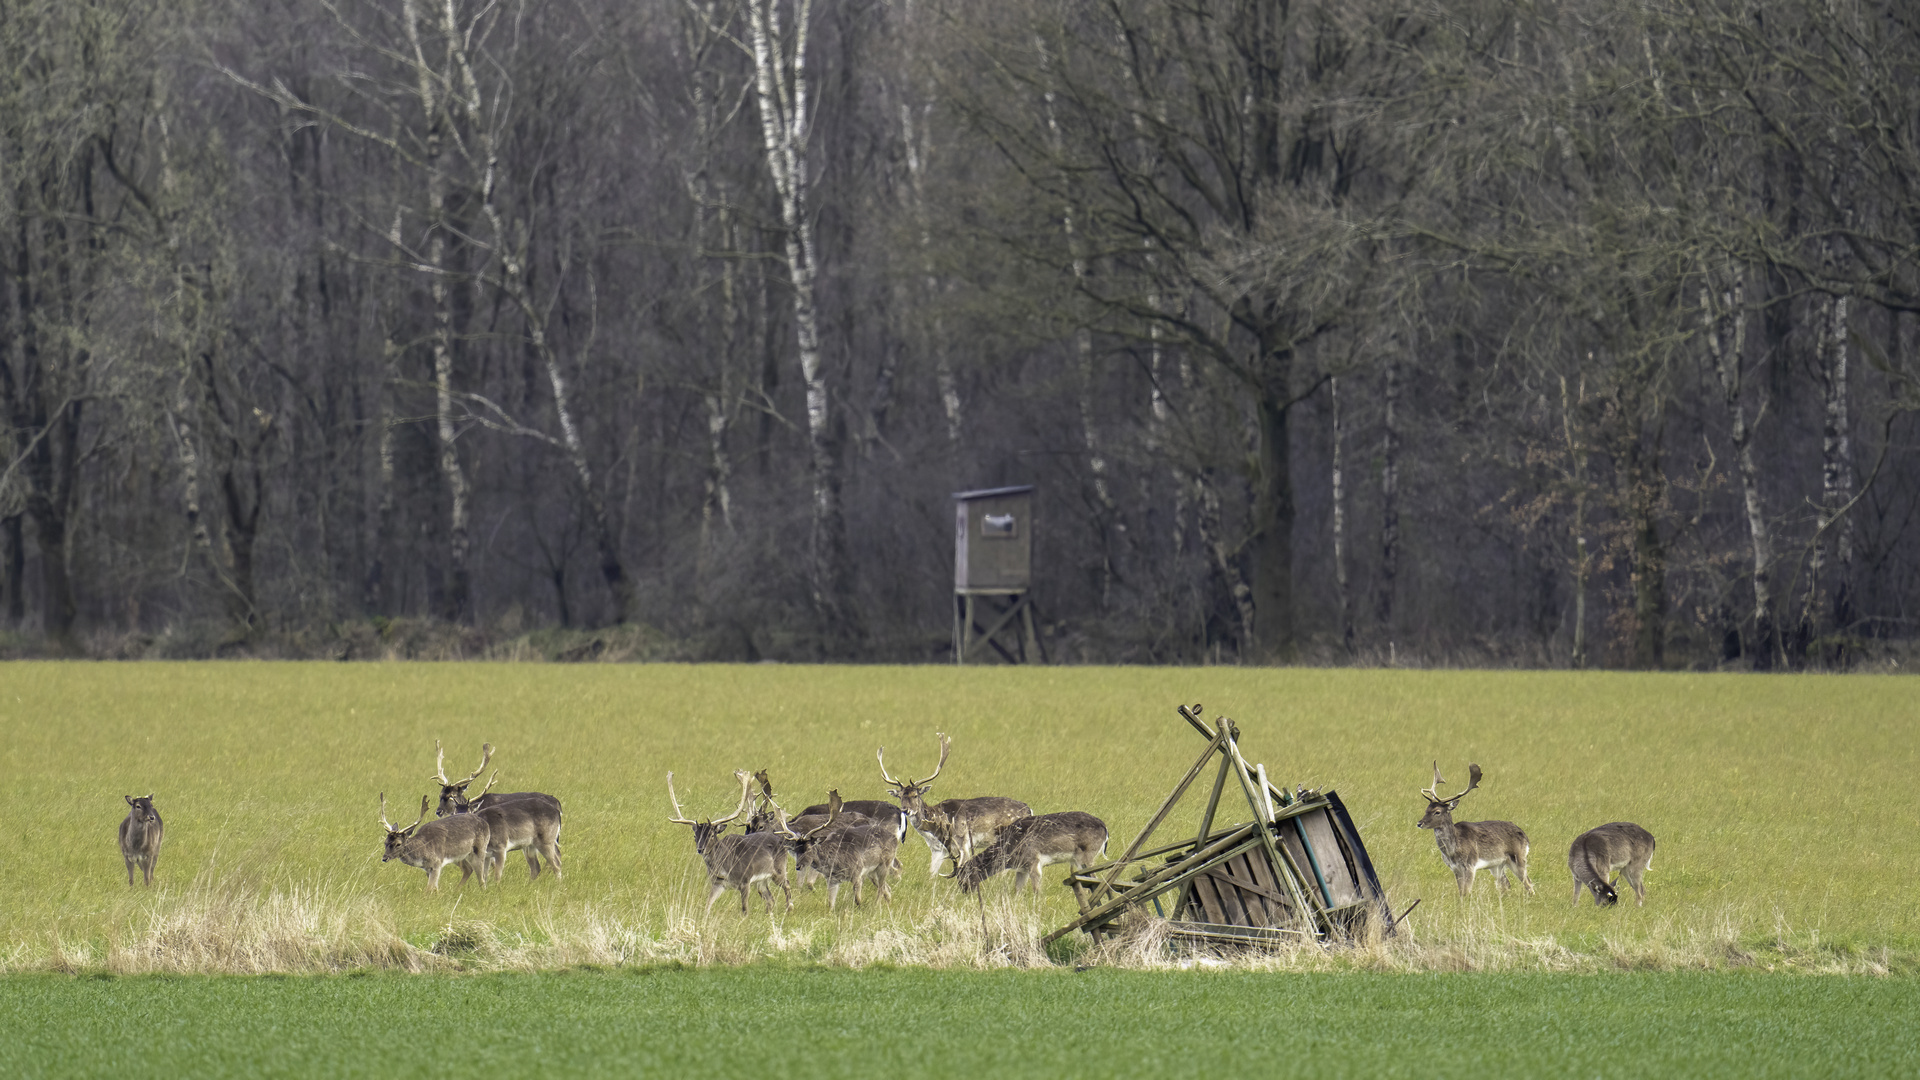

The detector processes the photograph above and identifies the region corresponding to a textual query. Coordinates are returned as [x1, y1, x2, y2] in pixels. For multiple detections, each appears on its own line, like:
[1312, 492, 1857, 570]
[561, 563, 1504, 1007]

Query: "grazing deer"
[791, 793, 900, 910]
[952, 811, 1108, 895]
[119, 794, 164, 887]
[879, 734, 1031, 875]
[380, 793, 490, 890]
[670, 771, 839, 915]
[1568, 822, 1656, 907]
[464, 773, 565, 883]
[1416, 761, 1535, 896]
[431, 741, 562, 818]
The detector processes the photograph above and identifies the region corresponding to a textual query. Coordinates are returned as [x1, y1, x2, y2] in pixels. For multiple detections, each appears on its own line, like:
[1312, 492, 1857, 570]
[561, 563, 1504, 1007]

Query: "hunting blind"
[952, 485, 1043, 663]
[1047, 704, 1395, 950]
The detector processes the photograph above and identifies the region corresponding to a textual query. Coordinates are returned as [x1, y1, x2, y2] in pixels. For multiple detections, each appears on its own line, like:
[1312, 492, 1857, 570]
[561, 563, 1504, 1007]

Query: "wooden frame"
[1045, 703, 1393, 949]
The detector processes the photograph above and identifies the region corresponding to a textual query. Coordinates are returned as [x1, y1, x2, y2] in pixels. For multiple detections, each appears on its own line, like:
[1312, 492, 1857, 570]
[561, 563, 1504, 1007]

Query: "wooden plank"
[1206, 866, 1249, 926]
[1192, 872, 1229, 925]
[1087, 725, 1233, 905]
[1243, 844, 1293, 923]
[1234, 852, 1277, 923]
[1043, 826, 1260, 944]
[1221, 855, 1270, 927]
[1300, 809, 1362, 907]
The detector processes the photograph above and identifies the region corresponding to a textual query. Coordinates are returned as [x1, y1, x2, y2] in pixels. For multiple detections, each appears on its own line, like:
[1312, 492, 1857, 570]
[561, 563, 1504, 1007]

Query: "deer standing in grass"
[790, 792, 901, 910]
[1568, 822, 1656, 907]
[462, 773, 565, 883]
[952, 811, 1108, 895]
[879, 734, 1030, 875]
[381, 793, 490, 890]
[1416, 762, 1534, 896]
[670, 771, 840, 914]
[119, 794, 164, 886]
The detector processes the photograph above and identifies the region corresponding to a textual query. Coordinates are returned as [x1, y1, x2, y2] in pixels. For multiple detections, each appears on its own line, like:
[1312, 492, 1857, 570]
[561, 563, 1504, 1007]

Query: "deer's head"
[878, 733, 949, 818]
[379, 793, 428, 861]
[431, 740, 493, 816]
[123, 794, 159, 825]
[1416, 761, 1482, 829]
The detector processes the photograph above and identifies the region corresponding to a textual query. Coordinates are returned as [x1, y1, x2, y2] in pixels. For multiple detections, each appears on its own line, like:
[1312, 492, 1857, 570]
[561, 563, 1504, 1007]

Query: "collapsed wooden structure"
[1047, 704, 1393, 949]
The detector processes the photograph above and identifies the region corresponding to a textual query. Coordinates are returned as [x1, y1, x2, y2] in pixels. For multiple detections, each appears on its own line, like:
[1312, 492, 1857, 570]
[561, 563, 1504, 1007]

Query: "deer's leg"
[125, 855, 136, 886]
[1622, 863, 1648, 906]
[927, 843, 946, 878]
[1455, 867, 1474, 895]
[705, 881, 727, 915]
[1571, 875, 1584, 907]
[826, 881, 841, 911]
[1515, 858, 1535, 896]
[427, 864, 443, 891]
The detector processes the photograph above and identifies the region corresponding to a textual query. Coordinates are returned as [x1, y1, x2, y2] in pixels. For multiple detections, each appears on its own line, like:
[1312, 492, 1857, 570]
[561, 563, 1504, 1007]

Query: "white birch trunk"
[1701, 275, 1774, 666]
[1331, 376, 1352, 654]
[748, 0, 851, 633]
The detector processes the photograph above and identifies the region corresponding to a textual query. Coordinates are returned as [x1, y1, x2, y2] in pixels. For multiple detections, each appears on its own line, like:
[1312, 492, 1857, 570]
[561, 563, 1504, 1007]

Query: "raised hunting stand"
[1046, 704, 1394, 950]
[953, 485, 1044, 664]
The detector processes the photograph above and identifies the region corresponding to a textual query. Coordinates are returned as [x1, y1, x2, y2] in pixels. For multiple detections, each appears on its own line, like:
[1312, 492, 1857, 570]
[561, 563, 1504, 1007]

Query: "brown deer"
[464, 772, 565, 883]
[669, 771, 839, 915]
[791, 793, 900, 910]
[747, 768, 904, 838]
[431, 741, 562, 818]
[879, 734, 1031, 875]
[119, 794, 164, 886]
[1568, 822, 1656, 907]
[380, 793, 490, 890]
[952, 811, 1108, 895]
[1416, 761, 1535, 896]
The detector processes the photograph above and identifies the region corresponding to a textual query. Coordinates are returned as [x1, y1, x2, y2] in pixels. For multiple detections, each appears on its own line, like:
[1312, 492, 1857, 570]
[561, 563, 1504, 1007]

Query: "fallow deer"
[119, 794, 164, 887]
[670, 771, 839, 915]
[1416, 761, 1535, 896]
[952, 811, 1108, 895]
[745, 768, 903, 838]
[790, 792, 900, 910]
[431, 741, 562, 818]
[879, 734, 1031, 875]
[1568, 822, 1656, 907]
[380, 793, 490, 890]
[465, 772, 565, 883]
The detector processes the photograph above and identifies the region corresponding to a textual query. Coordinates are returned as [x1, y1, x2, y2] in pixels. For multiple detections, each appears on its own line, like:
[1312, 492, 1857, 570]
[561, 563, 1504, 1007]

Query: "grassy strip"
[3, 663, 1916, 972]
[3, 968, 1916, 1078]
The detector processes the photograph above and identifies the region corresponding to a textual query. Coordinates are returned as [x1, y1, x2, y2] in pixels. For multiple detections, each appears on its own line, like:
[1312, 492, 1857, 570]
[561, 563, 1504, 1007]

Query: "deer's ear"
[125, 795, 135, 806]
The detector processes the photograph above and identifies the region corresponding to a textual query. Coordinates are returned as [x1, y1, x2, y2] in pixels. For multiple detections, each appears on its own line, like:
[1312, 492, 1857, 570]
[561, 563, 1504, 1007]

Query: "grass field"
[0, 663, 1915, 973]
[3, 968, 1917, 1078]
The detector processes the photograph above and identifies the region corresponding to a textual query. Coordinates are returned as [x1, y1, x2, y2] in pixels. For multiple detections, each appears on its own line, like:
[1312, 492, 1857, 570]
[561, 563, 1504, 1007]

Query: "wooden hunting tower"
[1047, 704, 1396, 950]
[953, 485, 1043, 663]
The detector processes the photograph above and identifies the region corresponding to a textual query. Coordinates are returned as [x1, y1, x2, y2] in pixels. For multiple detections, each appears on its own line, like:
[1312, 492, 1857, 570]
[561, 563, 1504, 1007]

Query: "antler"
[459, 743, 494, 786]
[779, 790, 842, 840]
[431, 740, 451, 783]
[1421, 761, 1485, 807]
[710, 769, 753, 825]
[667, 771, 697, 824]
[1419, 760, 1444, 802]
[877, 745, 900, 787]
[474, 772, 499, 800]
[921, 733, 951, 787]
[380, 792, 425, 834]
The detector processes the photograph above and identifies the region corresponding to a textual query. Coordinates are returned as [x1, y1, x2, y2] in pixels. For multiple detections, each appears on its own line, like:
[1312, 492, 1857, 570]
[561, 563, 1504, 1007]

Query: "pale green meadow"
[0, 663, 1912, 973]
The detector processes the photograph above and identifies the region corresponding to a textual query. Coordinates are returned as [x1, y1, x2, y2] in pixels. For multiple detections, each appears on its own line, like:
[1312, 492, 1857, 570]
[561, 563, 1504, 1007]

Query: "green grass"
[3, 968, 1916, 1078]
[0, 663, 1915, 971]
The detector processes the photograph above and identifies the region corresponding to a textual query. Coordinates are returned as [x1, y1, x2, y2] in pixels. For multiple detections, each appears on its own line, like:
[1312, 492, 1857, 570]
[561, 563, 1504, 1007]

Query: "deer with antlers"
[118, 794, 164, 887]
[952, 811, 1108, 896]
[380, 793, 490, 890]
[790, 792, 902, 910]
[669, 770, 840, 915]
[461, 772, 565, 883]
[1568, 822, 1656, 907]
[1416, 761, 1535, 897]
[879, 733, 1031, 876]
[431, 741, 561, 818]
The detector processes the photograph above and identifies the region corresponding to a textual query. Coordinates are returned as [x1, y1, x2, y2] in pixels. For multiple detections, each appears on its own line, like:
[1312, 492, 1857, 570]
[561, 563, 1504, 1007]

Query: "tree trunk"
[1702, 275, 1776, 669]
[1248, 343, 1295, 661]
[1330, 375, 1353, 655]
[1376, 357, 1400, 641]
[749, 0, 857, 645]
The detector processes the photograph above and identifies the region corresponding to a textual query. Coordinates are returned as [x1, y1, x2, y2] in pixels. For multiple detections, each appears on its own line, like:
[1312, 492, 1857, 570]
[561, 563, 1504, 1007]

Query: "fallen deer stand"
[1046, 704, 1394, 951]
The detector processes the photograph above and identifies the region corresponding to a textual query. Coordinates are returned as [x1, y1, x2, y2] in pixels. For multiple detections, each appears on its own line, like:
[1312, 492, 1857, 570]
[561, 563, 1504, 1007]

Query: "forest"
[0, 0, 1915, 668]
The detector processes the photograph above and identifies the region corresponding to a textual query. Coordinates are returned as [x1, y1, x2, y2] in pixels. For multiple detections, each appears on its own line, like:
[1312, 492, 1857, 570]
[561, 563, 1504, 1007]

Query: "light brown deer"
[669, 771, 840, 914]
[1568, 822, 1656, 907]
[119, 794, 164, 886]
[431, 741, 562, 818]
[952, 811, 1108, 895]
[879, 734, 1030, 875]
[380, 793, 490, 890]
[1416, 761, 1534, 896]
[464, 773, 565, 883]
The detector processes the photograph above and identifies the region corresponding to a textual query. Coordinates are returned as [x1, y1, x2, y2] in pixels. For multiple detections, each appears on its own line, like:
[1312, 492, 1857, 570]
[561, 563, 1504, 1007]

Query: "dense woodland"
[1, 0, 1917, 667]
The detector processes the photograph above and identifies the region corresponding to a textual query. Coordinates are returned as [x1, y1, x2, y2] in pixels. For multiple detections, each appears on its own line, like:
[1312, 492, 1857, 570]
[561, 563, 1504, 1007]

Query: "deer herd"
[113, 740, 1655, 914]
